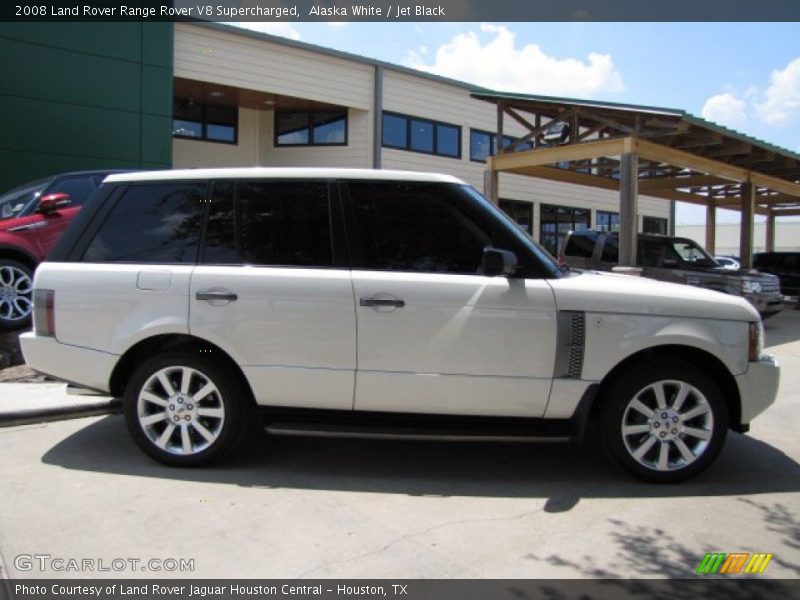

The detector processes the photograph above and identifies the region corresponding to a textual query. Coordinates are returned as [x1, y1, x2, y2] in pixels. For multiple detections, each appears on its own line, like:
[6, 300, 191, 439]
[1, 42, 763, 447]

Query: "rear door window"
[202, 180, 333, 268]
[83, 182, 206, 263]
[564, 233, 596, 258]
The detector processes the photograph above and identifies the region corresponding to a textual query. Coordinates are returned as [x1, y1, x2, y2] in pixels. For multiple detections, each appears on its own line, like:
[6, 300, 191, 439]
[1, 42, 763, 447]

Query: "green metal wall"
[0, 23, 173, 192]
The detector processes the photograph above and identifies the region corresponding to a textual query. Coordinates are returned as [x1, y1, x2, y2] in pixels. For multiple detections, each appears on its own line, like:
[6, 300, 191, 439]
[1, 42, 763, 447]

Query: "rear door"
[345, 180, 557, 418]
[189, 179, 356, 411]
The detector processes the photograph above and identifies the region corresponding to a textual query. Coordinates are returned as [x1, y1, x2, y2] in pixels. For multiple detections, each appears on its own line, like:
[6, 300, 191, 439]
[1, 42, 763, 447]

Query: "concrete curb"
[0, 398, 122, 427]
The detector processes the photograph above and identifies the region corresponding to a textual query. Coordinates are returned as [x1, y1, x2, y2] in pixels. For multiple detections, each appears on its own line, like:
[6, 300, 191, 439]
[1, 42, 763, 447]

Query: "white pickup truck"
[21, 168, 780, 482]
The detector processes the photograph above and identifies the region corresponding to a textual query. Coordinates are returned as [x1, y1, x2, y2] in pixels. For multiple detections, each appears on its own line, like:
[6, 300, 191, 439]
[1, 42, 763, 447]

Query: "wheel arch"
[109, 334, 256, 405]
[0, 246, 38, 272]
[589, 344, 743, 433]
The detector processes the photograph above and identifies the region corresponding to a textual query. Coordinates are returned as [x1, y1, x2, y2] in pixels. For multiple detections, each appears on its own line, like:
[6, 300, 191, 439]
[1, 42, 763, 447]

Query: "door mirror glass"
[483, 247, 518, 277]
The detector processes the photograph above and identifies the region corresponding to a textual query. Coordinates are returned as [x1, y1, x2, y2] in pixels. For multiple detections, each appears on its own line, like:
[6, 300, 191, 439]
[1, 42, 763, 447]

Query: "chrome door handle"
[360, 297, 405, 308]
[196, 290, 238, 302]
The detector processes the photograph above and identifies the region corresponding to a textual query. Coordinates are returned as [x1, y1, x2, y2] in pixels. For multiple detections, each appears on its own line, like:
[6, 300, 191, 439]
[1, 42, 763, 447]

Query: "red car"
[0, 171, 124, 330]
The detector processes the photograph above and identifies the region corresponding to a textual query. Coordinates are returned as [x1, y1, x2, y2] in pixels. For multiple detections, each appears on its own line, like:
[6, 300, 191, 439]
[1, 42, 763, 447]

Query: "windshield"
[0, 179, 50, 220]
[669, 238, 717, 267]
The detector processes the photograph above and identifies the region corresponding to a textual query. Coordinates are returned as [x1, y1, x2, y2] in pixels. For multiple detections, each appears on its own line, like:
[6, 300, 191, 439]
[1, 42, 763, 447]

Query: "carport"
[473, 92, 800, 268]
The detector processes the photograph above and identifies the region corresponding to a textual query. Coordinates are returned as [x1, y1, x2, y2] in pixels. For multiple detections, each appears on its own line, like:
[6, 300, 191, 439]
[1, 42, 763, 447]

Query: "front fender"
[582, 312, 749, 381]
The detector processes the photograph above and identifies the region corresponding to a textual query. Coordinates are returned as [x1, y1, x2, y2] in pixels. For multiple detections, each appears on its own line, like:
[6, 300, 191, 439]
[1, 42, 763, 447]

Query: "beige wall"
[175, 24, 373, 110]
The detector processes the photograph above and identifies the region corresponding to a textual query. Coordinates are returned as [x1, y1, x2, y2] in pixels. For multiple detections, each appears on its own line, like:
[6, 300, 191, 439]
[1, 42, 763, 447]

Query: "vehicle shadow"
[764, 308, 800, 348]
[41, 414, 800, 505]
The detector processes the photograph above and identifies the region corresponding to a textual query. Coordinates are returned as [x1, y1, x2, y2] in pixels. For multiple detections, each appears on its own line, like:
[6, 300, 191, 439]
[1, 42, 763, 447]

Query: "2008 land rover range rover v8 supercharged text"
[21, 169, 779, 482]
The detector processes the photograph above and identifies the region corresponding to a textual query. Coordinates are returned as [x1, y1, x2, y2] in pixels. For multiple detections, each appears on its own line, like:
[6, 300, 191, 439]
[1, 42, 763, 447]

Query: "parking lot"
[0, 311, 798, 581]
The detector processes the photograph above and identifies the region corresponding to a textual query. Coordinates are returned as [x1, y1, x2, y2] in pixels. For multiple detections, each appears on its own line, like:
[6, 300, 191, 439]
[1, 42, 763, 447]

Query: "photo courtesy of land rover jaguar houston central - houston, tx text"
[20, 168, 780, 482]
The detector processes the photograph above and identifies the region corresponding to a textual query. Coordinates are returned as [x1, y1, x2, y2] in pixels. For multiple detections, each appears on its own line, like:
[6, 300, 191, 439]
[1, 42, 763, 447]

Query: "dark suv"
[0, 170, 126, 330]
[753, 252, 800, 296]
[562, 230, 784, 319]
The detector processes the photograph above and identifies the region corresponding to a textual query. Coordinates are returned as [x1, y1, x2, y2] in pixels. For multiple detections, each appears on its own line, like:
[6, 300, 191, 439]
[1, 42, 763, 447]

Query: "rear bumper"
[20, 332, 117, 394]
[736, 354, 780, 425]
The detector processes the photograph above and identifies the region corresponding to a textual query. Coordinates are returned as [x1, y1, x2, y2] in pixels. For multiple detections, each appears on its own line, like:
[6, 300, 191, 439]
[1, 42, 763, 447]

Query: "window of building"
[202, 181, 333, 268]
[540, 204, 590, 257]
[381, 112, 462, 159]
[643, 216, 668, 235]
[173, 98, 237, 144]
[276, 110, 347, 146]
[84, 182, 207, 263]
[469, 129, 533, 162]
[596, 210, 620, 232]
[499, 199, 533, 235]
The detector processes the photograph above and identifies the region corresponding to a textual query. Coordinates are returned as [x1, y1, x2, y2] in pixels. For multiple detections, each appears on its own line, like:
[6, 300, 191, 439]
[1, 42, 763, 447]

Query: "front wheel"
[123, 352, 250, 466]
[601, 361, 728, 483]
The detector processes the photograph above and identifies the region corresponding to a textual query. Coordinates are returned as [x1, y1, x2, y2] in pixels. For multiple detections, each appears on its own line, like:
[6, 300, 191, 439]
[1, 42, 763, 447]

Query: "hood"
[549, 270, 759, 321]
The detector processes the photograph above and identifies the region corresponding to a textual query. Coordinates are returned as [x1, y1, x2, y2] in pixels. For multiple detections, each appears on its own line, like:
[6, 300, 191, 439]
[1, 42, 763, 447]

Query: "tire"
[601, 360, 728, 483]
[123, 351, 251, 467]
[0, 259, 34, 331]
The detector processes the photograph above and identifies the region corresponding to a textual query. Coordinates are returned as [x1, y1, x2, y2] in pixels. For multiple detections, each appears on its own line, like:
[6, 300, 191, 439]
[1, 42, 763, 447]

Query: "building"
[169, 22, 671, 255]
[7, 22, 798, 257]
[677, 221, 800, 256]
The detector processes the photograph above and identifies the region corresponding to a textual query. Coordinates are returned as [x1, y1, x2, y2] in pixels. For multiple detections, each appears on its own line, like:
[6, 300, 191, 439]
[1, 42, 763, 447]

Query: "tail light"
[33, 289, 55, 336]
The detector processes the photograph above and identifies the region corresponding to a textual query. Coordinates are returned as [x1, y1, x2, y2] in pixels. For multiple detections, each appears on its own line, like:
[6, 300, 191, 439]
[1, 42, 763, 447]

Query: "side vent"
[554, 311, 586, 379]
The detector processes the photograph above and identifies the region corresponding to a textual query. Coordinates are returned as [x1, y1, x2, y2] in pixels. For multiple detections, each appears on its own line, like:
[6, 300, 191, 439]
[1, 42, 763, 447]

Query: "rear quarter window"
[82, 182, 206, 263]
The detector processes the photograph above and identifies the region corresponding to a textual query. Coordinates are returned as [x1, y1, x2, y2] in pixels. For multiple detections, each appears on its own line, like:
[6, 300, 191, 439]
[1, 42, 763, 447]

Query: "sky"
[231, 21, 800, 225]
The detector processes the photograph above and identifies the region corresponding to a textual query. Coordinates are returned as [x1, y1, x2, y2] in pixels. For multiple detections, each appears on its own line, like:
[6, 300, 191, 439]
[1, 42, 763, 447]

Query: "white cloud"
[701, 92, 748, 130]
[228, 22, 301, 41]
[404, 24, 623, 97]
[756, 57, 800, 124]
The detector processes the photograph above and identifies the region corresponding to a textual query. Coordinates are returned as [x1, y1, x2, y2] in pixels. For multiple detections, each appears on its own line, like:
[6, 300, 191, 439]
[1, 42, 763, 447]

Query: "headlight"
[742, 280, 762, 294]
[749, 321, 764, 362]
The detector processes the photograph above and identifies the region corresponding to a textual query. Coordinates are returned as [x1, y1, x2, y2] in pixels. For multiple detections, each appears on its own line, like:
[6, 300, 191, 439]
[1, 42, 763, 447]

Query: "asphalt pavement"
[0, 311, 798, 580]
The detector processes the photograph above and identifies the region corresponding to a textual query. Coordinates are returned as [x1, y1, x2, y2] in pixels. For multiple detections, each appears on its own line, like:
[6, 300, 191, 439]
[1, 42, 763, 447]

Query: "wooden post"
[483, 169, 499, 205]
[705, 203, 716, 255]
[496, 101, 505, 155]
[739, 180, 755, 269]
[766, 213, 776, 252]
[619, 151, 639, 266]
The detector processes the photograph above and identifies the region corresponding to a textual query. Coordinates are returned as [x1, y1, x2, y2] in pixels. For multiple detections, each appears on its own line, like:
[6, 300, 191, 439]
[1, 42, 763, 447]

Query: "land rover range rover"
[21, 168, 780, 482]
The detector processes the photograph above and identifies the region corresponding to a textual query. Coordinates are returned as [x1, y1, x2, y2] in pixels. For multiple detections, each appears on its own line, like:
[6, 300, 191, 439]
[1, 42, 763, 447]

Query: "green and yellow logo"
[696, 552, 773, 574]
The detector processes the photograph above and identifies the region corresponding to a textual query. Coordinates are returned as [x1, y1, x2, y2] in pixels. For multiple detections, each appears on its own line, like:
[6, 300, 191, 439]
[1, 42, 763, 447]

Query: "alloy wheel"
[621, 379, 714, 472]
[0, 264, 32, 322]
[136, 366, 226, 456]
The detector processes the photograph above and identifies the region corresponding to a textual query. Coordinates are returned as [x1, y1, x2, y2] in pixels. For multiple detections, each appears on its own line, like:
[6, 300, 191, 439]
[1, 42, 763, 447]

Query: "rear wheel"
[0, 259, 33, 331]
[601, 361, 728, 482]
[123, 351, 250, 466]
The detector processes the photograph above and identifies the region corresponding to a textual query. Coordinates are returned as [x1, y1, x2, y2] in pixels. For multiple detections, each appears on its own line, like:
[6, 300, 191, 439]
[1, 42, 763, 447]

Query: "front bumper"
[20, 332, 117, 393]
[735, 354, 780, 425]
[744, 292, 784, 316]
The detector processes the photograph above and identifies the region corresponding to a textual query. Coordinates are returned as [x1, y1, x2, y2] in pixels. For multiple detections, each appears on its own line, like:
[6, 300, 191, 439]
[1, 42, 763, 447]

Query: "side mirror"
[37, 192, 71, 214]
[483, 247, 518, 277]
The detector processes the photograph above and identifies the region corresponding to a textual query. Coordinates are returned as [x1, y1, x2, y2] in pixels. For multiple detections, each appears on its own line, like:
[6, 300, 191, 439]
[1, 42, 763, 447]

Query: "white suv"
[21, 168, 779, 482]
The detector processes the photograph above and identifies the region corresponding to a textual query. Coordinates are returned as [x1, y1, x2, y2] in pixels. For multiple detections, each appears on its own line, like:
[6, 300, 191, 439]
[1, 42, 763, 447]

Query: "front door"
[346, 180, 557, 418]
